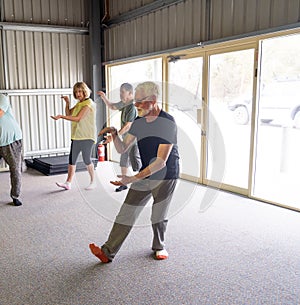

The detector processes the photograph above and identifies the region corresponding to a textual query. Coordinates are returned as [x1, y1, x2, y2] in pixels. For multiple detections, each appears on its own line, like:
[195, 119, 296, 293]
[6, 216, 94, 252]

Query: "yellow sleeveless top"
[71, 98, 96, 142]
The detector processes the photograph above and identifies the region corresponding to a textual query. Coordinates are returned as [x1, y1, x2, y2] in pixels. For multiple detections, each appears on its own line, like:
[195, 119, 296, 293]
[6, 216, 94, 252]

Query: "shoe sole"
[56, 182, 70, 190]
[155, 250, 169, 260]
[156, 255, 168, 260]
[85, 185, 96, 190]
[89, 243, 111, 263]
[115, 186, 128, 192]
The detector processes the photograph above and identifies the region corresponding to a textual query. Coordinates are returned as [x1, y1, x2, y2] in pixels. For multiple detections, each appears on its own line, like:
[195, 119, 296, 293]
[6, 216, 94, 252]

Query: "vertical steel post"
[89, 0, 106, 156]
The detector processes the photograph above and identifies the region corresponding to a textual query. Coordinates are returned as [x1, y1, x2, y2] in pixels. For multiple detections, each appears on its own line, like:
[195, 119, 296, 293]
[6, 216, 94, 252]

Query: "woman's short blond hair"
[73, 82, 91, 99]
[135, 81, 159, 99]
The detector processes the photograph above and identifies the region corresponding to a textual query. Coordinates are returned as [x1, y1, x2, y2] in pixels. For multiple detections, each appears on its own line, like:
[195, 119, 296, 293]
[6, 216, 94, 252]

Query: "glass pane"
[107, 58, 162, 162]
[108, 58, 162, 106]
[253, 34, 300, 209]
[168, 57, 203, 179]
[207, 49, 255, 188]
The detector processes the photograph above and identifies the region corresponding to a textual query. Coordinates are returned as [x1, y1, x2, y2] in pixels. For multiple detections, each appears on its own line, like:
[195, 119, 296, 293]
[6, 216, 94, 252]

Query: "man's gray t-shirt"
[129, 110, 180, 180]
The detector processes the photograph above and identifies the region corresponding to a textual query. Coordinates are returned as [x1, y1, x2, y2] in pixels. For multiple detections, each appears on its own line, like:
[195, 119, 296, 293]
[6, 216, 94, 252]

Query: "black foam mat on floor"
[25, 155, 98, 176]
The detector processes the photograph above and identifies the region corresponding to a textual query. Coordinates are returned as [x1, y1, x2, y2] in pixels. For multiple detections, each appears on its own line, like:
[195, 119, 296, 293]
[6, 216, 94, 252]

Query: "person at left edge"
[51, 82, 97, 190]
[0, 94, 23, 206]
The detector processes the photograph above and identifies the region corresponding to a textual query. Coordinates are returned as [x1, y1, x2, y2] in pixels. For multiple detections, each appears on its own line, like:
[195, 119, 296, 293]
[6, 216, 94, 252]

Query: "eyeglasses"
[134, 95, 153, 103]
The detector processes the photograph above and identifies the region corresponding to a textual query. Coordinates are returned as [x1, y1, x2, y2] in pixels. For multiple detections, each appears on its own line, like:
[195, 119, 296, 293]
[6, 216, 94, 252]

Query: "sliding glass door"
[107, 58, 162, 163]
[168, 56, 203, 181]
[252, 33, 300, 210]
[106, 30, 300, 212]
[205, 47, 256, 192]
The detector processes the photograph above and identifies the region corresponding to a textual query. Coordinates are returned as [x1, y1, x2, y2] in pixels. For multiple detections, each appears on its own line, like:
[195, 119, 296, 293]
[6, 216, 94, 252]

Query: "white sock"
[85, 181, 96, 190]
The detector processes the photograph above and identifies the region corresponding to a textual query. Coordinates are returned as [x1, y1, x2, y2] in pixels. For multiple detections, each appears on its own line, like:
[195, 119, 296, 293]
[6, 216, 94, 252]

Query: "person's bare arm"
[0, 108, 4, 118]
[97, 91, 118, 110]
[118, 122, 132, 136]
[112, 143, 174, 186]
[134, 143, 173, 180]
[99, 127, 136, 153]
[51, 105, 90, 122]
[61, 96, 75, 116]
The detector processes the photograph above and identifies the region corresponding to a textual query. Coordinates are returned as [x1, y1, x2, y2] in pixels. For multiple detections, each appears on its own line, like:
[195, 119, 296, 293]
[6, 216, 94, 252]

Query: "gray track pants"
[119, 142, 141, 171]
[102, 179, 177, 260]
[0, 140, 22, 199]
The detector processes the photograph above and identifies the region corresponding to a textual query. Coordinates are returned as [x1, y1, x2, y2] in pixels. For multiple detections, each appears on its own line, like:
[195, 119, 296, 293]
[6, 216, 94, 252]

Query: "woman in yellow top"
[51, 82, 96, 190]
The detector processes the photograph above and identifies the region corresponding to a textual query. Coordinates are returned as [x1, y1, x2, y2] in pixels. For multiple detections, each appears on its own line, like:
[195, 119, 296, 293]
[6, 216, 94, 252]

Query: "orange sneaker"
[155, 249, 169, 260]
[89, 243, 111, 263]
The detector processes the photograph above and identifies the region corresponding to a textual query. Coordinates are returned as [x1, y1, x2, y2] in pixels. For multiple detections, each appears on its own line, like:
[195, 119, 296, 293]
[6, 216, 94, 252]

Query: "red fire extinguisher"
[97, 143, 105, 161]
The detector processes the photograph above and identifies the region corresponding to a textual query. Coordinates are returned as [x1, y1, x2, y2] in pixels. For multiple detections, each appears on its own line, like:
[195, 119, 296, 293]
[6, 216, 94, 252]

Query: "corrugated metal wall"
[0, 30, 90, 157]
[0, 31, 4, 88]
[2, 0, 89, 27]
[0, 0, 91, 161]
[210, 0, 300, 38]
[3, 31, 90, 90]
[9, 94, 72, 157]
[109, 0, 155, 17]
[104, 0, 207, 60]
[104, 0, 300, 61]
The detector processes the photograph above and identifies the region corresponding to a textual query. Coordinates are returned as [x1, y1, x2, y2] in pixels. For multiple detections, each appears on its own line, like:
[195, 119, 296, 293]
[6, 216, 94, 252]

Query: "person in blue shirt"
[0, 94, 23, 206]
[89, 81, 180, 262]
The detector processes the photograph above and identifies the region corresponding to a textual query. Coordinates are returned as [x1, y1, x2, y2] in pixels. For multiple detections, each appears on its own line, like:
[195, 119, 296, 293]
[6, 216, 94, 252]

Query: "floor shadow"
[44, 189, 68, 194]
[0, 201, 16, 208]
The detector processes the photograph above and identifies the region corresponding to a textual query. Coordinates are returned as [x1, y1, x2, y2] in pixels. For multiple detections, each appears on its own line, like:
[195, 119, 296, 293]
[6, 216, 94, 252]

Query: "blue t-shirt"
[0, 95, 22, 147]
[129, 110, 180, 180]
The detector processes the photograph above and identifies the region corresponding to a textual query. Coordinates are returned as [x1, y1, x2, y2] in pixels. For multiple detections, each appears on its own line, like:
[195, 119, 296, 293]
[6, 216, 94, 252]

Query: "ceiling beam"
[105, 0, 185, 27]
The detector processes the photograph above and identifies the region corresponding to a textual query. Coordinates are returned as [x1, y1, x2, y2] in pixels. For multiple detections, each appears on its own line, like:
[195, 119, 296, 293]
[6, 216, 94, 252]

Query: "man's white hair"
[135, 81, 159, 98]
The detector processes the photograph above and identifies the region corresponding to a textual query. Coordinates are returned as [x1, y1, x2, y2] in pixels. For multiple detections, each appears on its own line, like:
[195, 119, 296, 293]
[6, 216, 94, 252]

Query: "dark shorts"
[69, 139, 94, 165]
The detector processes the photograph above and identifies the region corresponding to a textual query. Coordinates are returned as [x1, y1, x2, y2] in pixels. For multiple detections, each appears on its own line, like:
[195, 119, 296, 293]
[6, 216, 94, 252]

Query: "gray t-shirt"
[129, 110, 180, 180]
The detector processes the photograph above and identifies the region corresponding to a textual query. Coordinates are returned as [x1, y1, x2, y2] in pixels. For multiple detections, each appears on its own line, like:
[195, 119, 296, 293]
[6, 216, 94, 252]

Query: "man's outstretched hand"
[98, 127, 117, 136]
[110, 180, 124, 186]
[98, 127, 117, 144]
[101, 135, 112, 144]
[110, 175, 137, 186]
